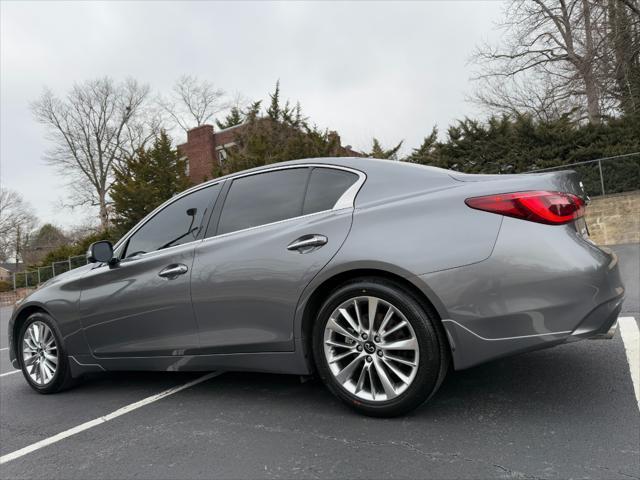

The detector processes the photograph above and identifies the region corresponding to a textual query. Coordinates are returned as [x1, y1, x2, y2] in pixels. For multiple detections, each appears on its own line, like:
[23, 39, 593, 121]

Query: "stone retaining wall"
[585, 191, 640, 245]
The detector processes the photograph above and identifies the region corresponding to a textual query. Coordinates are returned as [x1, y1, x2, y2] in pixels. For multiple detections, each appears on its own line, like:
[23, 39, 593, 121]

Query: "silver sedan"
[8, 158, 624, 416]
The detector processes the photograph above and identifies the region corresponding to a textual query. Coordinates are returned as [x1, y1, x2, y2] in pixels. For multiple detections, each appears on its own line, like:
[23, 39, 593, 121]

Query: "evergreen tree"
[408, 113, 640, 196]
[405, 127, 438, 163]
[267, 81, 282, 120]
[219, 83, 351, 176]
[111, 131, 191, 235]
[364, 138, 404, 160]
[216, 106, 244, 130]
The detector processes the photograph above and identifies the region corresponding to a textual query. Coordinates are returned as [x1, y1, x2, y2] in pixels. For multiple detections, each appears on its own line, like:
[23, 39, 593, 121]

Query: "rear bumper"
[588, 319, 618, 340]
[569, 293, 623, 340]
[420, 218, 625, 370]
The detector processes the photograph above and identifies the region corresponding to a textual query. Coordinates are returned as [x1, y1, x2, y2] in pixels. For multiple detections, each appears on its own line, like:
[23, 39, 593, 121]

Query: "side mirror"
[87, 240, 114, 264]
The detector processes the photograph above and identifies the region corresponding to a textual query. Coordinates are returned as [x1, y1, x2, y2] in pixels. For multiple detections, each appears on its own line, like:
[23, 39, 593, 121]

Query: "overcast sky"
[1, 1, 504, 229]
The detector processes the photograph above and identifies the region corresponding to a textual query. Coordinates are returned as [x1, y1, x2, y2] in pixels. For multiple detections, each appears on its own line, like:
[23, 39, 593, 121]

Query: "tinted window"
[124, 184, 220, 257]
[303, 168, 358, 215]
[217, 168, 309, 235]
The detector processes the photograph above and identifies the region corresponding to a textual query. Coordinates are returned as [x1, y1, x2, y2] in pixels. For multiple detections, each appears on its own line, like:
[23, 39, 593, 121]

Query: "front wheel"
[312, 278, 448, 417]
[18, 312, 75, 394]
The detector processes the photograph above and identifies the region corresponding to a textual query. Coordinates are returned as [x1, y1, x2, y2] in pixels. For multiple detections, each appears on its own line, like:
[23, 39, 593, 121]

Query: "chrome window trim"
[113, 163, 366, 258]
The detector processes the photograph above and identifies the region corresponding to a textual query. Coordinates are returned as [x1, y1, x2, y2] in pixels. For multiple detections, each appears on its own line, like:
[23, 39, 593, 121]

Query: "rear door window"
[217, 168, 309, 235]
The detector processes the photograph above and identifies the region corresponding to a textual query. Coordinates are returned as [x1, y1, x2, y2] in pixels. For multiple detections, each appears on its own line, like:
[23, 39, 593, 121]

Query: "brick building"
[177, 123, 359, 184]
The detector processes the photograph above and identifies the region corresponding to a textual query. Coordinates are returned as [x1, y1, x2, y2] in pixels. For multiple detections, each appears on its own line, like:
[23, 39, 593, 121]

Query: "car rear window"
[303, 168, 359, 215]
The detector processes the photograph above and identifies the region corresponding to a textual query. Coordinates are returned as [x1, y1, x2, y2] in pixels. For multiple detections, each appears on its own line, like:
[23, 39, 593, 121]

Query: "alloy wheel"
[22, 321, 58, 386]
[323, 296, 420, 402]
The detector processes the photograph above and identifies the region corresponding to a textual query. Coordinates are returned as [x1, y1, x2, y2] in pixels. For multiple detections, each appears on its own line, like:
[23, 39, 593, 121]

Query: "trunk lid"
[450, 170, 588, 202]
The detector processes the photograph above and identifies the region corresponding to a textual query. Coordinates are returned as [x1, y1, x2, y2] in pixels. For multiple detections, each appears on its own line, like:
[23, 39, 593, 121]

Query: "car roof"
[196, 157, 450, 188]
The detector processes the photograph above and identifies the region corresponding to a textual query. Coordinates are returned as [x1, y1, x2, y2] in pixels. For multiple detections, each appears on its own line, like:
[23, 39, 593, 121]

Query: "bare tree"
[159, 75, 229, 132]
[0, 188, 38, 265]
[471, 0, 615, 124]
[607, 0, 640, 115]
[32, 78, 153, 230]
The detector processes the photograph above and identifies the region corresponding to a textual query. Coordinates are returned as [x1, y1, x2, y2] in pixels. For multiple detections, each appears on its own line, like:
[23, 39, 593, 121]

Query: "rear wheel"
[312, 278, 447, 417]
[18, 312, 75, 394]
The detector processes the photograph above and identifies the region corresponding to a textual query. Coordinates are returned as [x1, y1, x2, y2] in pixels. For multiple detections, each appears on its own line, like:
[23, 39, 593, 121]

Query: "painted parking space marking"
[0, 347, 8, 352]
[0, 370, 20, 378]
[0, 371, 221, 465]
[618, 316, 639, 411]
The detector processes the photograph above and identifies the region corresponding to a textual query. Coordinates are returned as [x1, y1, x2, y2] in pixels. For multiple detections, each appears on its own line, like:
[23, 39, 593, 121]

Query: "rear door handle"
[287, 234, 328, 253]
[158, 264, 188, 278]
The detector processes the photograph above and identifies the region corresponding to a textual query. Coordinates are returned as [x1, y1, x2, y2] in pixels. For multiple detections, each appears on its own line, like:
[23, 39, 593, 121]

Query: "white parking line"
[0, 347, 8, 352]
[619, 317, 639, 411]
[0, 371, 221, 465]
[0, 370, 20, 378]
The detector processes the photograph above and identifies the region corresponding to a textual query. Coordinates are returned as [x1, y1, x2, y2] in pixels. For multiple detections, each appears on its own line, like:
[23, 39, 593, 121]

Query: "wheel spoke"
[24, 354, 37, 367]
[377, 308, 394, 336]
[368, 298, 379, 333]
[382, 357, 411, 384]
[45, 359, 57, 375]
[24, 338, 38, 351]
[382, 320, 408, 338]
[338, 308, 359, 334]
[384, 353, 417, 368]
[41, 326, 52, 347]
[353, 299, 366, 332]
[329, 349, 357, 364]
[44, 352, 58, 364]
[28, 326, 38, 345]
[354, 362, 369, 394]
[368, 364, 376, 400]
[32, 324, 41, 343]
[372, 357, 396, 398]
[325, 339, 354, 349]
[382, 337, 418, 351]
[39, 360, 47, 384]
[327, 318, 359, 342]
[335, 354, 363, 383]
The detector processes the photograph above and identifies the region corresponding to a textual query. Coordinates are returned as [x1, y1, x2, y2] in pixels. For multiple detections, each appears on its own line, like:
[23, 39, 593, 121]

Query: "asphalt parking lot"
[0, 245, 638, 479]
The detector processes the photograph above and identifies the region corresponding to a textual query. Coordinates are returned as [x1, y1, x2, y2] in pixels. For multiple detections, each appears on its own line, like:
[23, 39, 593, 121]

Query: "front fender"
[8, 270, 93, 367]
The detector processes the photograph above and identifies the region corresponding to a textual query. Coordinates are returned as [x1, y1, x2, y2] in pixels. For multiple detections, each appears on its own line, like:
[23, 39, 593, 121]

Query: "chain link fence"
[526, 152, 640, 197]
[7, 254, 88, 291]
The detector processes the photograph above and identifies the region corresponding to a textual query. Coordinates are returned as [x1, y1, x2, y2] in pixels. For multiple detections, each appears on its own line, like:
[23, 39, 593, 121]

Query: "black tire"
[17, 312, 75, 394]
[312, 277, 449, 417]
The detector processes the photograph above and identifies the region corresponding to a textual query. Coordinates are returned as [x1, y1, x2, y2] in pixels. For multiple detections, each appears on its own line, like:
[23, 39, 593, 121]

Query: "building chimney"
[177, 125, 216, 184]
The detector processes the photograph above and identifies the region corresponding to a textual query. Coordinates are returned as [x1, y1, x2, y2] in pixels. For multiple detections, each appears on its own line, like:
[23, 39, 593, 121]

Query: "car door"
[190, 166, 364, 354]
[78, 183, 222, 357]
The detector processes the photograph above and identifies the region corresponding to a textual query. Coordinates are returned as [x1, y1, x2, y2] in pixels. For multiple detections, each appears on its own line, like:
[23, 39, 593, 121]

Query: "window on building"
[217, 148, 228, 165]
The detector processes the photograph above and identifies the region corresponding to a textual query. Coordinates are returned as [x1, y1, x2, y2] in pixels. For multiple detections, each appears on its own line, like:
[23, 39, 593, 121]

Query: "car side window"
[124, 184, 221, 258]
[303, 168, 359, 215]
[217, 168, 309, 235]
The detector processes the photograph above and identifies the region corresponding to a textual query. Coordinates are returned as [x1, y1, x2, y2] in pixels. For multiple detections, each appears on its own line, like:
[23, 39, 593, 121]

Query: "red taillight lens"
[465, 191, 585, 225]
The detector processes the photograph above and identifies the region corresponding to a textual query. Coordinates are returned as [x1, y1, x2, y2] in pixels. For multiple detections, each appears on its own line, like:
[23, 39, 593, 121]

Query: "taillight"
[465, 191, 585, 225]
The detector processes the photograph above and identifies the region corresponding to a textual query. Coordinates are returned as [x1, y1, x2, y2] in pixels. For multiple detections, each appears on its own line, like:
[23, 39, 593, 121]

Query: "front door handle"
[287, 234, 328, 253]
[158, 264, 188, 279]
